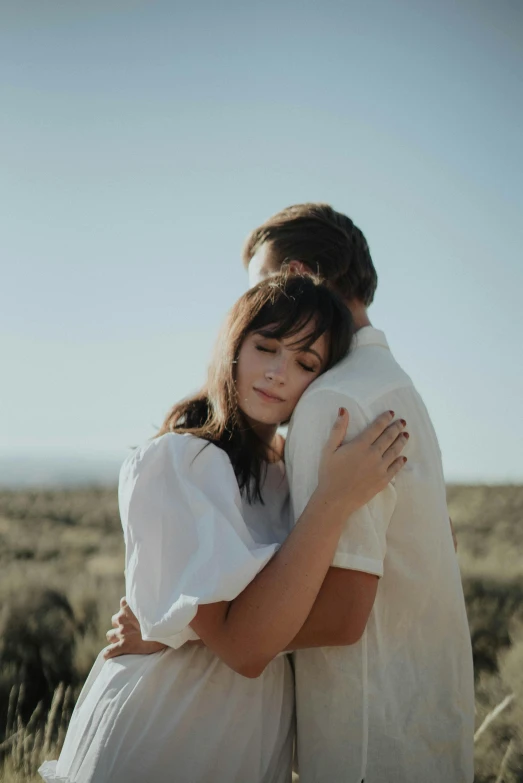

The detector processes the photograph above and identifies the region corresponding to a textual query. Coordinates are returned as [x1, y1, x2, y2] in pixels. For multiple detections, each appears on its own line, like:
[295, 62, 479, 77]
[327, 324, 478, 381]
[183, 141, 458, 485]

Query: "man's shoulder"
[297, 343, 415, 413]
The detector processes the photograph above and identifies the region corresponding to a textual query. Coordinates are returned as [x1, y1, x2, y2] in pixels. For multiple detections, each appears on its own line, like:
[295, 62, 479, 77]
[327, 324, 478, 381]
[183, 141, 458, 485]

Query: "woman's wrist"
[309, 487, 355, 526]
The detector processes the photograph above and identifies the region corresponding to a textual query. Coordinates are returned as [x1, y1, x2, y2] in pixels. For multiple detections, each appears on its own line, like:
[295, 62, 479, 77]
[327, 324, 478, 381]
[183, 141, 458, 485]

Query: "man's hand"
[103, 597, 167, 659]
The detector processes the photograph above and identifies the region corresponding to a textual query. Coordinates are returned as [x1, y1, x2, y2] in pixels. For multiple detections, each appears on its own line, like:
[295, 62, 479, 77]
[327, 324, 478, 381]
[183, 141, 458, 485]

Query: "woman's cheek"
[287, 391, 300, 414]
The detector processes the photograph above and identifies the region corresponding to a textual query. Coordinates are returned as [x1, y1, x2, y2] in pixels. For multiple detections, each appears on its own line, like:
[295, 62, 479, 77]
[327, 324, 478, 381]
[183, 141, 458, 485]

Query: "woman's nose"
[265, 359, 286, 383]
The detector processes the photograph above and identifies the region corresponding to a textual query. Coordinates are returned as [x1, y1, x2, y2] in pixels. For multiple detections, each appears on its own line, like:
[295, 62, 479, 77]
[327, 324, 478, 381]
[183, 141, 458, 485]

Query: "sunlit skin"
[235, 326, 328, 458]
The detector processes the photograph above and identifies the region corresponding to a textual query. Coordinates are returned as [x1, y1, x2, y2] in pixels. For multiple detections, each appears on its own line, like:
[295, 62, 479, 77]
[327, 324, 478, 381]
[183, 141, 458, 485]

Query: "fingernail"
[402, 432, 409, 439]
[389, 410, 394, 417]
[400, 419, 406, 427]
[338, 407, 345, 417]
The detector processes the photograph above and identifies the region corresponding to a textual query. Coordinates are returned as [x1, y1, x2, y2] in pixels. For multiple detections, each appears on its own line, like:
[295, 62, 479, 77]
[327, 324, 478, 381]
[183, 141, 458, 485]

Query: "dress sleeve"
[118, 434, 279, 648]
[286, 390, 397, 577]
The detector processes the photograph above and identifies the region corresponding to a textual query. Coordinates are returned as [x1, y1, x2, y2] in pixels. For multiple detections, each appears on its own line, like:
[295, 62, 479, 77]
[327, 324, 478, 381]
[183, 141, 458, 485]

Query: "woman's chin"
[243, 409, 282, 430]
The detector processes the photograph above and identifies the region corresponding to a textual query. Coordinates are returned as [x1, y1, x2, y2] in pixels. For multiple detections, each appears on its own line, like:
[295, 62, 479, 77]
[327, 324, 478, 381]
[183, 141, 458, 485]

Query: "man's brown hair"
[242, 203, 378, 306]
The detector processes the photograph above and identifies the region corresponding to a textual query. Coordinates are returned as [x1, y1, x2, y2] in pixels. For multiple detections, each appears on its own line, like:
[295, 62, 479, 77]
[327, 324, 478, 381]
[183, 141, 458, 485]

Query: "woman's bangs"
[250, 285, 334, 351]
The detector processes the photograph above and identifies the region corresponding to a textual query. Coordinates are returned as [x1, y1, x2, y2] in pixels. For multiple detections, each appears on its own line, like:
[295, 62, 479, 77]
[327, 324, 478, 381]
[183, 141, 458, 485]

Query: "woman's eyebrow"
[299, 346, 322, 362]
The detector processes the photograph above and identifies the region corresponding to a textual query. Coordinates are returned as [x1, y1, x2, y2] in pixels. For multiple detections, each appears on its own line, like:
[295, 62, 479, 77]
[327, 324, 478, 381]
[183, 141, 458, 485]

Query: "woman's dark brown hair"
[157, 273, 353, 501]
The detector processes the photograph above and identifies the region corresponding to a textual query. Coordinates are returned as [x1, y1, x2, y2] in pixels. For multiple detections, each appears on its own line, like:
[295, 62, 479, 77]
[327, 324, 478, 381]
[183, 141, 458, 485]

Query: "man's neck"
[345, 299, 372, 331]
[257, 258, 373, 332]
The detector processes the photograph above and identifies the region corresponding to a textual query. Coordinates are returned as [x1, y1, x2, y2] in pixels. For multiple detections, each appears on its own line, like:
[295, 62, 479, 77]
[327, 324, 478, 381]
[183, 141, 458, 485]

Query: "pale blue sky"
[1, 0, 522, 482]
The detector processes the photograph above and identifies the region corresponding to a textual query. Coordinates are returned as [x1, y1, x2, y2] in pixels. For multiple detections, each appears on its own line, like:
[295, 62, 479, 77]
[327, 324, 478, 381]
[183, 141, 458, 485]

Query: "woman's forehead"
[254, 325, 327, 353]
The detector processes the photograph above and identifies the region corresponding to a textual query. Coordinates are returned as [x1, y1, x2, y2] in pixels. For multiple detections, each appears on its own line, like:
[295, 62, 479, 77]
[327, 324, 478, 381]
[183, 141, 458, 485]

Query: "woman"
[40, 274, 407, 783]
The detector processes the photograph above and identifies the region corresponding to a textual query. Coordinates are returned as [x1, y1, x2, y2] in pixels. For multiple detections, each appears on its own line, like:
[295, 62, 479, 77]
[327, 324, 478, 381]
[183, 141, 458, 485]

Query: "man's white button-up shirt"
[286, 327, 475, 783]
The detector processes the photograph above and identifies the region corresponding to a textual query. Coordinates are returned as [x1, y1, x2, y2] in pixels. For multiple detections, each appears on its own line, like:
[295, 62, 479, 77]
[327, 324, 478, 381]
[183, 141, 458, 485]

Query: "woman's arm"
[189, 488, 350, 677]
[105, 411, 406, 671]
[105, 568, 377, 657]
[189, 409, 406, 677]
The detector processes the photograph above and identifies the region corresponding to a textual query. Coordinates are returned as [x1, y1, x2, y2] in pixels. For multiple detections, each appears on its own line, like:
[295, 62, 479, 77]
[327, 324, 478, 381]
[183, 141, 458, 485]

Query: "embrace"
[40, 204, 474, 783]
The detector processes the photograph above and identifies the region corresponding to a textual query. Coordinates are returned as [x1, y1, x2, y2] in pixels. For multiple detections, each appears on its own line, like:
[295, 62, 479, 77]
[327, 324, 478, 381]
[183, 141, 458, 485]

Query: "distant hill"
[0, 455, 123, 488]
[1, 453, 520, 490]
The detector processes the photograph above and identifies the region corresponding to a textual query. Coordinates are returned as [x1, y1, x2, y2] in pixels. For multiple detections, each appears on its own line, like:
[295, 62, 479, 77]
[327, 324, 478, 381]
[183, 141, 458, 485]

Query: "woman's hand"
[317, 408, 407, 516]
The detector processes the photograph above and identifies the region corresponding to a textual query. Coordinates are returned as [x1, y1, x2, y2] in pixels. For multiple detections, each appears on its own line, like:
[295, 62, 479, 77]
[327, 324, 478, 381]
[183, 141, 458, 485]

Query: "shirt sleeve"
[118, 433, 280, 648]
[286, 389, 397, 577]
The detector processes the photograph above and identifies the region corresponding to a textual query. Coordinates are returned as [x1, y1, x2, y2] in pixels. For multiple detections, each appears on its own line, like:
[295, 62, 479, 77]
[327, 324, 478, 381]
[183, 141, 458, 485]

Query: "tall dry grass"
[1, 682, 74, 782]
[0, 484, 522, 781]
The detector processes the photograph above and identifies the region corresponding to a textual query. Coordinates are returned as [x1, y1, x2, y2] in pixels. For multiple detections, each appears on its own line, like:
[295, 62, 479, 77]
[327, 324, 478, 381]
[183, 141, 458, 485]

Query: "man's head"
[243, 203, 377, 307]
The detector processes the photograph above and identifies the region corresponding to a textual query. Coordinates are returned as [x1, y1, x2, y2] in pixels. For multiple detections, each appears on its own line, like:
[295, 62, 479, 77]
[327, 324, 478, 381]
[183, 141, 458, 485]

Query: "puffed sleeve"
[118, 433, 280, 649]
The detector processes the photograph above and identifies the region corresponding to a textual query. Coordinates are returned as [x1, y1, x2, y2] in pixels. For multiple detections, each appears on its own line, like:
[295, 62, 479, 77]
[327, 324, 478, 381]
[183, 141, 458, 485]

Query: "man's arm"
[284, 390, 398, 648]
[284, 567, 378, 649]
[287, 514, 454, 653]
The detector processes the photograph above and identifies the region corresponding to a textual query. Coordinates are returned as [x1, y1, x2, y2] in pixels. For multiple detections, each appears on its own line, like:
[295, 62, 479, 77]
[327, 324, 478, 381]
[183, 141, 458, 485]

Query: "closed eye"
[255, 345, 275, 353]
[298, 361, 317, 373]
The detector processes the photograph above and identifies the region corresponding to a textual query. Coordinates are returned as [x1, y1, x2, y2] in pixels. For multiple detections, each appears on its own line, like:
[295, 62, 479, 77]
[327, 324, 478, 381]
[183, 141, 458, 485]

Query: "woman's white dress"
[39, 434, 295, 783]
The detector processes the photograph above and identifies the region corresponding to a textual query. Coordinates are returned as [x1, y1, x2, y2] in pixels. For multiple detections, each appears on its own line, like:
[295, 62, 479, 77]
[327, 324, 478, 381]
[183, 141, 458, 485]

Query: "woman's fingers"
[327, 409, 407, 457]
[387, 455, 407, 479]
[358, 410, 396, 445]
[325, 408, 350, 453]
[372, 418, 407, 454]
[381, 431, 409, 465]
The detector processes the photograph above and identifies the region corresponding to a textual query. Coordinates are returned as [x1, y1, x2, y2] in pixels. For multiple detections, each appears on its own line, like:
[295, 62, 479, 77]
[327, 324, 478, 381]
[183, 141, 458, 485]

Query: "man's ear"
[287, 260, 311, 276]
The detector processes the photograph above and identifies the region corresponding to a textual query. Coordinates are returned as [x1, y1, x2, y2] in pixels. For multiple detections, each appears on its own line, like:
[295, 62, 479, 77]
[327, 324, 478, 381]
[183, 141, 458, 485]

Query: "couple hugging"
[40, 203, 474, 783]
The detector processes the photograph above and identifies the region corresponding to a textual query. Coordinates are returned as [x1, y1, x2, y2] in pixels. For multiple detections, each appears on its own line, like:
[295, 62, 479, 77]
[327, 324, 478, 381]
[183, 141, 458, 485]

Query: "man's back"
[286, 327, 475, 783]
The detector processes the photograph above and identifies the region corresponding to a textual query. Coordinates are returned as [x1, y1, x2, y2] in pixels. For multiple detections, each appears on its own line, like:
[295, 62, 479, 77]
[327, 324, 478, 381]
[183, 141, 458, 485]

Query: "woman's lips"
[253, 387, 285, 403]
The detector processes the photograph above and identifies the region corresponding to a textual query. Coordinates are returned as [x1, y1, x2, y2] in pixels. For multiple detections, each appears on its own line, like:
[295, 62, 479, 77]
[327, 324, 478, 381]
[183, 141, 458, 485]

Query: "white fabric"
[286, 327, 475, 783]
[40, 434, 294, 783]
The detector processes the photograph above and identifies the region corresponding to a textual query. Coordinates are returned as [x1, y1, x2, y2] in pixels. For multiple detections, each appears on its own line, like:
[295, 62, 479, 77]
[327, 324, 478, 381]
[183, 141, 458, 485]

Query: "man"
[107, 204, 475, 781]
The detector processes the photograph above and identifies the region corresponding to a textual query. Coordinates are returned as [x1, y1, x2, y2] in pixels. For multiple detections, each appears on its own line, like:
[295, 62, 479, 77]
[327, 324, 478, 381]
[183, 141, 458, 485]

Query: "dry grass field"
[0, 484, 522, 781]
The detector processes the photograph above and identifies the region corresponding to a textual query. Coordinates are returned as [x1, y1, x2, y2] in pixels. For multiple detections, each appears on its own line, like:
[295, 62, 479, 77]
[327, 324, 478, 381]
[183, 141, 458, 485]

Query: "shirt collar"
[351, 326, 389, 351]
